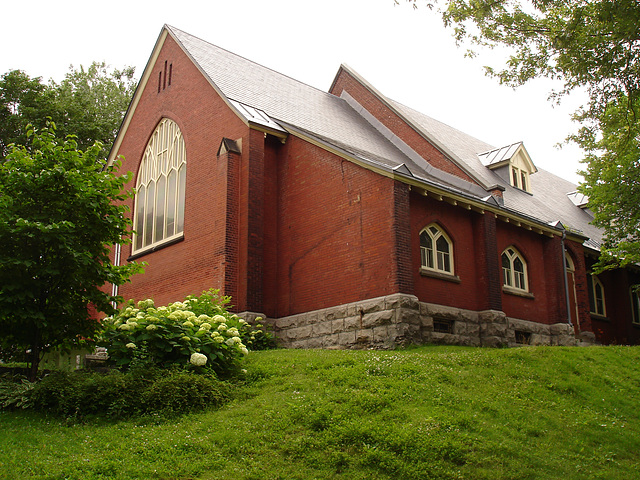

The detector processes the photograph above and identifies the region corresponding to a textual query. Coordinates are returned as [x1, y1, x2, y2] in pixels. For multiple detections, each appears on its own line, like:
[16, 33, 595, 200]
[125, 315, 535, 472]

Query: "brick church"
[108, 25, 640, 347]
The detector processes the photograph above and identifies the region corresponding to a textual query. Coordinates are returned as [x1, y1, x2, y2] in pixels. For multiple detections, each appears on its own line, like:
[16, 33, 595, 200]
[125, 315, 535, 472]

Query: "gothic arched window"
[420, 224, 454, 275]
[502, 247, 528, 292]
[133, 118, 186, 253]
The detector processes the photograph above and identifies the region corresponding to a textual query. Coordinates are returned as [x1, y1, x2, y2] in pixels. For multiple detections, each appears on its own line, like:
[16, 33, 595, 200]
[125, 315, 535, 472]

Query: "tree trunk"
[28, 327, 41, 382]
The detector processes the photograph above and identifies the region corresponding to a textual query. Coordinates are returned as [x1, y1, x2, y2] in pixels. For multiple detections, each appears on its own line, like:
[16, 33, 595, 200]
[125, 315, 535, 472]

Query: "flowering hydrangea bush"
[98, 289, 274, 376]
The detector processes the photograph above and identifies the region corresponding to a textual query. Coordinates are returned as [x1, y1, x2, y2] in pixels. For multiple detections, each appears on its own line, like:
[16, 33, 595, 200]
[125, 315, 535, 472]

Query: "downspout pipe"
[561, 230, 573, 326]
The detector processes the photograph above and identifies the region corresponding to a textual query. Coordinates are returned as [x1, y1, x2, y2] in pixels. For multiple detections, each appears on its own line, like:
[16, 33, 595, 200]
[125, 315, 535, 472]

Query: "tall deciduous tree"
[406, 0, 640, 272]
[0, 124, 143, 380]
[0, 61, 136, 160]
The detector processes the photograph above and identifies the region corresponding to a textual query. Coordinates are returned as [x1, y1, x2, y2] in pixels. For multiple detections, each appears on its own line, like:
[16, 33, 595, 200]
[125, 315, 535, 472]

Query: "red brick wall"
[330, 68, 477, 183]
[496, 223, 566, 324]
[273, 137, 400, 317]
[565, 240, 592, 334]
[115, 34, 248, 307]
[410, 192, 487, 311]
[588, 258, 640, 344]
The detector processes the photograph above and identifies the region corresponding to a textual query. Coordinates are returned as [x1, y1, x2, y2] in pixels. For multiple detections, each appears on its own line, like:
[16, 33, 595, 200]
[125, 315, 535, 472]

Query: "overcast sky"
[2, 0, 586, 183]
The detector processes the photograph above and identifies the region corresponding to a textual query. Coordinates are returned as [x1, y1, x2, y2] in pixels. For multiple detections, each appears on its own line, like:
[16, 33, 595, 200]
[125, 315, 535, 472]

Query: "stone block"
[373, 325, 389, 343]
[357, 297, 386, 315]
[481, 321, 508, 337]
[288, 325, 312, 341]
[324, 333, 340, 347]
[275, 315, 298, 330]
[312, 321, 332, 337]
[385, 293, 419, 311]
[356, 328, 374, 344]
[343, 316, 360, 331]
[331, 318, 345, 334]
[396, 308, 421, 325]
[362, 310, 393, 328]
[481, 335, 508, 348]
[338, 331, 356, 346]
[307, 336, 325, 349]
[326, 305, 347, 321]
[290, 339, 308, 349]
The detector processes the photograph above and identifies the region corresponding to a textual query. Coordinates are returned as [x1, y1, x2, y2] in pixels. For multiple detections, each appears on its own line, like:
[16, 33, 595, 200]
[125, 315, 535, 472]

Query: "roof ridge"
[166, 24, 336, 99]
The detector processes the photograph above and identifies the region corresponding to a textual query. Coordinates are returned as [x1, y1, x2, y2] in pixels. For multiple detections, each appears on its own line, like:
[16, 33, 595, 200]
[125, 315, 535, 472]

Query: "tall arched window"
[502, 247, 528, 291]
[133, 118, 186, 252]
[587, 274, 606, 316]
[420, 224, 454, 274]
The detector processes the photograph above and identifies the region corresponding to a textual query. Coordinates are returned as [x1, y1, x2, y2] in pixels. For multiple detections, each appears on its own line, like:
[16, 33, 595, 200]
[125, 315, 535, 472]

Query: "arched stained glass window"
[502, 247, 528, 291]
[133, 118, 186, 252]
[420, 224, 453, 274]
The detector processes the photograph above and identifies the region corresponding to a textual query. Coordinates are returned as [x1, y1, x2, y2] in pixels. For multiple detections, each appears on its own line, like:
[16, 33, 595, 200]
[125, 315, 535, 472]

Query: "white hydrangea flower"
[227, 327, 240, 337]
[200, 323, 212, 331]
[146, 324, 158, 331]
[182, 320, 194, 328]
[125, 343, 137, 349]
[217, 324, 227, 332]
[212, 315, 226, 323]
[117, 324, 131, 331]
[190, 352, 207, 366]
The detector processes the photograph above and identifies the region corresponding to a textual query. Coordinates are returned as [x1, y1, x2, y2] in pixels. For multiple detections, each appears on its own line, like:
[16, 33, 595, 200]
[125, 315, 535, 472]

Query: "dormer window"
[512, 166, 529, 191]
[478, 142, 537, 193]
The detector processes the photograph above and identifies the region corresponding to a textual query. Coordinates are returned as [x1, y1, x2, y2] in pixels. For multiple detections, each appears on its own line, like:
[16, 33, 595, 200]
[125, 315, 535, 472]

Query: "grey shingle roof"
[167, 25, 600, 249]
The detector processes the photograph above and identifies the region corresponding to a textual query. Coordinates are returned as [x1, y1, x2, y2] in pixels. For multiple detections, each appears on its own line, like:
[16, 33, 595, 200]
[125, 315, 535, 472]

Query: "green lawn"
[1, 345, 639, 479]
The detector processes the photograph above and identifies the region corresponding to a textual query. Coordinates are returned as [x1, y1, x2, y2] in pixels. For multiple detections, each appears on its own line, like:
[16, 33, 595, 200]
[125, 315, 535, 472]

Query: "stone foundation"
[253, 293, 590, 349]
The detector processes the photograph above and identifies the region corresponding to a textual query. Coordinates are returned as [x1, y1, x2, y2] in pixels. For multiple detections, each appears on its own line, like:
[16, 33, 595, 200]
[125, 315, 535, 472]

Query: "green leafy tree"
[0, 124, 143, 380]
[0, 70, 56, 158]
[404, 0, 640, 272]
[54, 62, 137, 158]
[0, 62, 136, 160]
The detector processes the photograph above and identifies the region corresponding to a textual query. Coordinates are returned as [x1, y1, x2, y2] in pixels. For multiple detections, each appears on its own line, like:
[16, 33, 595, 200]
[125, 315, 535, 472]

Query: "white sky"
[1, 0, 586, 183]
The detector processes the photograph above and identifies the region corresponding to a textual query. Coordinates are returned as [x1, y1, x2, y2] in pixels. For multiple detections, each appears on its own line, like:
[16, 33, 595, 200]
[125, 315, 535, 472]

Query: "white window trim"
[132, 118, 187, 254]
[419, 224, 454, 276]
[510, 165, 530, 192]
[502, 246, 529, 293]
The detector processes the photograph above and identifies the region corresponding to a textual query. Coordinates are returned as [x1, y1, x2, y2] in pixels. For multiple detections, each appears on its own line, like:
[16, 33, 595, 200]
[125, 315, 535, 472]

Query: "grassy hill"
[1, 345, 639, 479]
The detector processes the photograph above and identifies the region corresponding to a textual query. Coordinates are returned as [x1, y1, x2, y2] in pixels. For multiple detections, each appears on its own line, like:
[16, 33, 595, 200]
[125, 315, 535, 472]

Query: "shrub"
[23, 369, 230, 419]
[141, 371, 230, 416]
[98, 289, 274, 377]
[0, 374, 34, 409]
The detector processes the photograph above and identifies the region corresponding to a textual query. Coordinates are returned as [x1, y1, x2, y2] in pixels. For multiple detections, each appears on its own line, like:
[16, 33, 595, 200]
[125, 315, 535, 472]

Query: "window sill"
[502, 285, 535, 299]
[590, 313, 609, 322]
[419, 267, 461, 284]
[127, 234, 185, 261]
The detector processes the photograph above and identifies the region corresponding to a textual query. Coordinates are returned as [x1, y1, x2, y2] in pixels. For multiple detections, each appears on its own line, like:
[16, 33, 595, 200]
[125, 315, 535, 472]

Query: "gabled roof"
[113, 24, 601, 249]
[479, 142, 538, 174]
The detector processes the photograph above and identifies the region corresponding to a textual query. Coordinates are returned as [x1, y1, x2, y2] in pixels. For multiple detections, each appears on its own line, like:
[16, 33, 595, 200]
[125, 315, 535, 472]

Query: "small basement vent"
[515, 330, 532, 345]
[433, 317, 454, 334]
